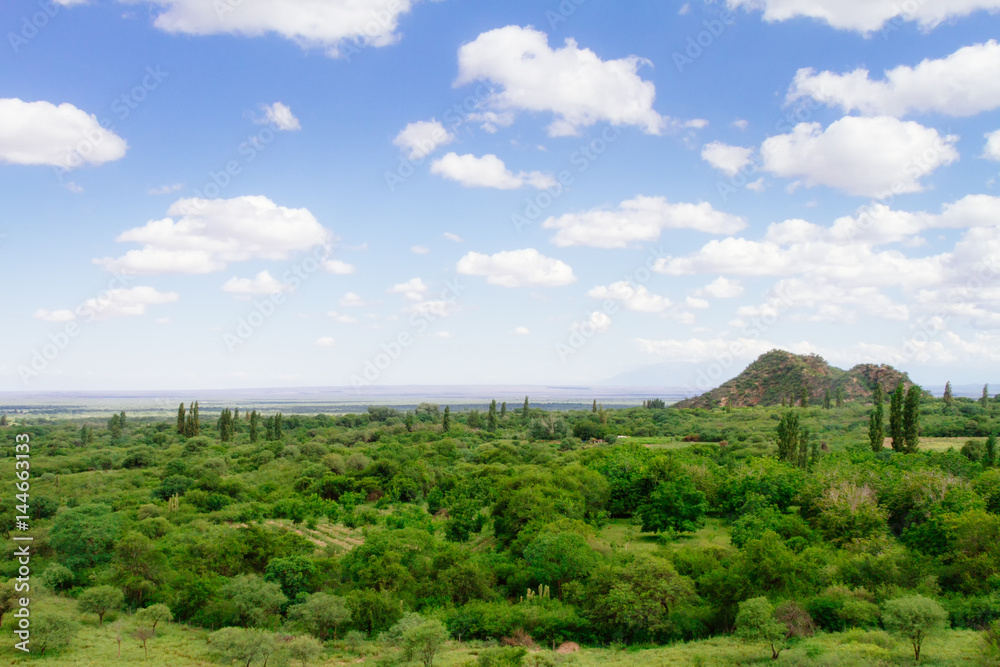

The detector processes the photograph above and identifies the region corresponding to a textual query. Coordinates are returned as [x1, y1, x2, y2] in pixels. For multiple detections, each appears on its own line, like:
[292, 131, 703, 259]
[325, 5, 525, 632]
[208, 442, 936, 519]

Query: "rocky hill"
[673, 349, 913, 409]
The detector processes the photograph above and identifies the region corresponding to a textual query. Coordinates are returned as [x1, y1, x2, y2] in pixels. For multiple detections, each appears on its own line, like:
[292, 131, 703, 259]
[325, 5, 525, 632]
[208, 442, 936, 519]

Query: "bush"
[478, 646, 527, 667]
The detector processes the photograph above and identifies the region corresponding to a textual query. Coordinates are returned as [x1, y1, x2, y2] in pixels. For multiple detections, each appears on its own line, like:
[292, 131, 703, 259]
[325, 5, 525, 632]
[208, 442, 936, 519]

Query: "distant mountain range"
[673, 349, 914, 409]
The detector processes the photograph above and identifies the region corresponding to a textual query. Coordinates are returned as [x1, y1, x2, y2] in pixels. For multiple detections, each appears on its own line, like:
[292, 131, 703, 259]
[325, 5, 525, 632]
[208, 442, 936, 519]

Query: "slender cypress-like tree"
[500, 402, 507, 420]
[176, 403, 186, 434]
[868, 384, 884, 452]
[192, 401, 201, 436]
[487, 400, 498, 432]
[983, 384, 991, 408]
[835, 386, 844, 408]
[985, 433, 997, 468]
[522, 396, 529, 422]
[823, 389, 831, 409]
[592, 399, 598, 413]
[800, 388, 809, 407]
[442, 406, 451, 431]
[943, 381, 953, 407]
[903, 385, 921, 453]
[249, 410, 260, 443]
[889, 385, 905, 452]
[776, 411, 800, 463]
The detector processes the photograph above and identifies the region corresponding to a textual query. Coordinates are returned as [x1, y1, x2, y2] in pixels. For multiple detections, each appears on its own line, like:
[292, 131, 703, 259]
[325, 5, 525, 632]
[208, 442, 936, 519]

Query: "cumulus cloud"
[34, 309, 76, 323]
[315, 337, 336, 348]
[134, 0, 418, 57]
[96, 196, 332, 275]
[587, 282, 672, 313]
[701, 142, 754, 176]
[443, 232, 463, 242]
[513, 326, 530, 335]
[411, 245, 430, 254]
[726, 0, 1000, 34]
[544, 195, 746, 248]
[0, 98, 127, 169]
[430, 153, 555, 189]
[222, 270, 294, 297]
[985, 129, 1000, 161]
[699, 276, 745, 299]
[258, 102, 301, 131]
[393, 119, 455, 160]
[636, 336, 795, 362]
[571, 311, 612, 334]
[457, 248, 576, 287]
[51, 286, 180, 320]
[388, 277, 428, 301]
[324, 259, 356, 275]
[404, 300, 461, 318]
[327, 311, 359, 324]
[455, 25, 667, 136]
[759, 116, 958, 197]
[788, 41, 1000, 118]
[339, 292, 367, 307]
[148, 183, 183, 195]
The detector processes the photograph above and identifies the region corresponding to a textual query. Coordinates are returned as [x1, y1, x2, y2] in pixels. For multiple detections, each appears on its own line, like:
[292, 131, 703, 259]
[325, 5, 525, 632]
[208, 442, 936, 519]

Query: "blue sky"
[2, 0, 1000, 392]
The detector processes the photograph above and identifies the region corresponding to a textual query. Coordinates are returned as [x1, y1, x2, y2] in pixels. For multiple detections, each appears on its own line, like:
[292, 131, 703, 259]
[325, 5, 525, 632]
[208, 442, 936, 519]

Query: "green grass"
[918, 437, 971, 452]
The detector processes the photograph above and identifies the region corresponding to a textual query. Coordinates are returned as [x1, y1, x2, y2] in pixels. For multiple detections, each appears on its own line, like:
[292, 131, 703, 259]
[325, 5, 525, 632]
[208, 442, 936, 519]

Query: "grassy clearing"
[917, 436, 971, 452]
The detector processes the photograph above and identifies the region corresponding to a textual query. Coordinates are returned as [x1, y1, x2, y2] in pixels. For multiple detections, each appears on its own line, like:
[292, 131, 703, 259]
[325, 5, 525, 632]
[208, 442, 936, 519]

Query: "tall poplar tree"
[177, 403, 186, 434]
[868, 384, 884, 452]
[442, 406, 451, 431]
[889, 385, 905, 452]
[943, 381, 953, 407]
[903, 385, 921, 453]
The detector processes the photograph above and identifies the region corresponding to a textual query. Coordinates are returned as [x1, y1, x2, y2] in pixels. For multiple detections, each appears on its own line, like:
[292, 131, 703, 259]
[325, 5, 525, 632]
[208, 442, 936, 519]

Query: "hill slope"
[674, 349, 912, 408]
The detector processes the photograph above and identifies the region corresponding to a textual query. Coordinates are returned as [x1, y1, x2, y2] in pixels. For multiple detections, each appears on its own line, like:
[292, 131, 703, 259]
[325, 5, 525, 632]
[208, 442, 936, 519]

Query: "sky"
[1, 0, 1000, 392]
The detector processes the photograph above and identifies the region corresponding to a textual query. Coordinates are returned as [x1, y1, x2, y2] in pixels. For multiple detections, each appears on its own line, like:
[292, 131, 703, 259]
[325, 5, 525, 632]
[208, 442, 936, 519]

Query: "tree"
[524, 531, 598, 599]
[133, 625, 155, 660]
[943, 381, 953, 407]
[500, 402, 507, 419]
[882, 594, 947, 662]
[78, 585, 124, 627]
[221, 574, 288, 627]
[776, 411, 800, 463]
[638, 475, 707, 534]
[288, 592, 350, 641]
[33, 612, 78, 656]
[488, 399, 498, 432]
[135, 603, 173, 632]
[868, 384, 884, 452]
[286, 635, 323, 666]
[835, 386, 844, 408]
[889, 385, 905, 452]
[903, 385, 921, 453]
[592, 399, 598, 413]
[986, 433, 998, 468]
[176, 403, 185, 434]
[0, 581, 16, 628]
[209, 627, 276, 667]
[264, 555, 316, 601]
[799, 387, 809, 407]
[50, 504, 123, 570]
[402, 619, 450, 667]
[347, 589, 403, 637]
[522, 396, 530, 422]
[219, 408, 234, 442]
[108, 413, 123, 441]
[250, 410, 260, 443]
[984, 384, 991, 408]
[982, 619, 1000, 666]
[823, 389, 831, 409]
[442, 406, 451, 431]
[0, 414, 7, 426]
[735, 596, 787, 660]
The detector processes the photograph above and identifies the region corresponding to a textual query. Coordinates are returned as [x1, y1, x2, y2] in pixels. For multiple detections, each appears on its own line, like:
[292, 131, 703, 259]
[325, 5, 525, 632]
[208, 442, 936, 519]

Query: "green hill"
[675, 349, 912, 408]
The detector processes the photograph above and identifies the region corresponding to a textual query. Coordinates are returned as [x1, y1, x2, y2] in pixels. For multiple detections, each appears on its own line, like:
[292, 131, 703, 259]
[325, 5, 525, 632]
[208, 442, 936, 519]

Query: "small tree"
[943, 381, 954, 407]
[889, 384, 905, 451]
[209, 627, 275, 667]
[882, 594, 947, 663]
[113, 620, 124, 658]
[442, 406, 451, 431]
[288, 592, 350, 641]
[986, 433, 998, 468]
[776, 411, 800, 462]
[981, 619, 1000, 666]
[903, 385, 921, 453]
[286, 635, 323, 666]
[736, 596, 787, 660]
[78, 585, 124, 627]
[33, 612, 78, 656]
[135, 603, 173, 633]
[869, 384, 885, 452]
[984, 384, 991, 408]
[133, 625, 155, 660]
[176, 403, 185, 434]
[522, 396, 530, 422]
[402, 619, 450, 667]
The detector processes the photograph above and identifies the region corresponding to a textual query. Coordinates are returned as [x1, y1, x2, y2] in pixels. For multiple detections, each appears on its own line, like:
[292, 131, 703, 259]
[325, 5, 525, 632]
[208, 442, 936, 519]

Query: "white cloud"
[544, 195, 747, 248]
[434, 331, 453, 338]
[135, 0, 418, 57]
[258, 102, 301, 131]
[457, 248, 576, 288]
[222, 270, 293, 297]
[679, 3, 691, 15]
[699, 276, 745, 299]
[455, 25, 667, 136]
[726, 0, 1000, 34]
[388, 277, 428, 301]
[686, 296, 710, 309]
[148, 183, 183, 195]
[513, 326, 530, 335]
[571, 311, 611, 334]
[315, 337, 336, 348]
[0, 98, 127, 169]
[443, 232, 463, 242]
[411, 245, 430, 254]
[985, 129, 1000, 161]
[65, 181, 84, 194]
[759, 116, 958, 197]
[393, 120, 454, 160]
[430, 153, 555, 190]
[404, 300, 461, 318]
[587, 282, 672, 313]
[733, 119, 750, 130]
[788, 41, 1000, 118]
[96, 196, 332, 274]
[636, 336, 793, 362]
[77, 286, 179, 320]
[339, 292, 367, 307]
[324, 259, 356, 275]
[34, 309, 76, 323]
[701, 142, 754, 176]
[327, 311, 358, 324]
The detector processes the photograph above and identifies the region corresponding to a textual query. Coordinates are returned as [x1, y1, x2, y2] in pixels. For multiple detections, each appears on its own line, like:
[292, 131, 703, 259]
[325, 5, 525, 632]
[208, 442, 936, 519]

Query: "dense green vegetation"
[1, 385, 1000, 665]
